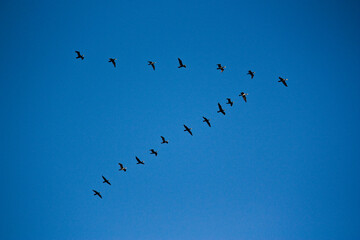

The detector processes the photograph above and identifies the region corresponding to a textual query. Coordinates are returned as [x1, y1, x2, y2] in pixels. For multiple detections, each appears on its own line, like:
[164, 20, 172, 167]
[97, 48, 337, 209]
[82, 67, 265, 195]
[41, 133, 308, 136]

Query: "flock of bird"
[74, 50, 289, 199]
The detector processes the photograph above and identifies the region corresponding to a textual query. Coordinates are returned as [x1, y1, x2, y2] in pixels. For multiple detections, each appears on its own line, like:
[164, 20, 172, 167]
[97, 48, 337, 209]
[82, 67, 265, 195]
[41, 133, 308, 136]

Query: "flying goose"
[177, 58, 186, 68]
[217, 64, 226, 72]
[203, 117, 211, 127]
[278, 77, 288, 87]
[109, 58, 117, 68]
[239, 92, 248, 103]
[75, 51, 84, 60]
[150, 149, 158, 156]
[92, 190, 102, 199]
[136, 156, 144, 165]
[118, 163, 127, 172]
[184, 124, 193, 136]
[102, 176, 111, 185]
[226, 98, 233, 106]
[247, 70, 255, 79]
[148, 61, 156, 70]
[217, 103, 225, 115]
[161, 136, 169, 144]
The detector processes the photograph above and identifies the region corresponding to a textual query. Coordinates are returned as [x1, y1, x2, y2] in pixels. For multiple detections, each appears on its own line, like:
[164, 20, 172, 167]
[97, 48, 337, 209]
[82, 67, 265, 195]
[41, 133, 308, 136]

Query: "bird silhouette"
[217, 64, 226, 72]
[177, 58, 186, 68]
[239, 92, 248, 103]
[102, 176, 111, 185]
[118, 163, 127, 172]
[226, 98, 233, 106]
[150, 149, 158, 156]
[184, 124, 193, 136]
[93, 190, 102, 199]
[278, 77, 288, 87]
[247, 70, 255, 79]
[217, 103, 226, 115]
[108, 58, 117, 68]
[161, 136, 169, 144]
[136, 156, 144, 165]
[203, 117, 211, 127]
[75, 51, 84, 60]
[148, 61, 156, 70]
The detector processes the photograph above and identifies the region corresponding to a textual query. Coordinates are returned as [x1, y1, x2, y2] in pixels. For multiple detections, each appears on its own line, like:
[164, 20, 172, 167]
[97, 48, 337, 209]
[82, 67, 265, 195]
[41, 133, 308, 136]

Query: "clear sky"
[1, 0, 360, 239]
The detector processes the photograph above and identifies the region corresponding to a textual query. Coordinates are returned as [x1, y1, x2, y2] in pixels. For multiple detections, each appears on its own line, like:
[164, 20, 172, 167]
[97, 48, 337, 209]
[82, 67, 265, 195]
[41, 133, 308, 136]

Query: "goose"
[75, 51, 84, 60]
[184, 124, 193, 136]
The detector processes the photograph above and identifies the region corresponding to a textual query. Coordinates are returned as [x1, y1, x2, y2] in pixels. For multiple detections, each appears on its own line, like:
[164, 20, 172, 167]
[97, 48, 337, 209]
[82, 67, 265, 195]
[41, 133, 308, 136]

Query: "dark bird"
[109, 58, 117, 68]
[93, 190, 102, 199]
[75, 51, 84, 60]
[136, 156, 144, 165]
[247, 70, 255, 79]
[278, 77, 288, 87]
[150, 149, 158, 156]
[161, 136, 169, 144]
[102, 176, 111, 185]
[239, 92, 248, 103]
[118, 163, 127, 172]
[184, 124, 193, 136]
[226, 98, 233, 106]
[217, 103, 226, 115]
[203, 117, 211, 127]
[148, 61, 156, 70]
[217, 64, 226, 72]
[177, 58, 186, 68]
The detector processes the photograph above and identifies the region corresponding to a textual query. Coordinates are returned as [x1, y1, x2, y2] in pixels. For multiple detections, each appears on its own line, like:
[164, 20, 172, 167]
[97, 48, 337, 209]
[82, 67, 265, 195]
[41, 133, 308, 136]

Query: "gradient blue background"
[1, 0, 359, 239]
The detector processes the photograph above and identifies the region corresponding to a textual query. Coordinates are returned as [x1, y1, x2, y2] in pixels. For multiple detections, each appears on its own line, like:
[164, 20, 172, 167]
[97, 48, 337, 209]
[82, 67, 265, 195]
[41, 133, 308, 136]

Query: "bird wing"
[243, 96, 247, 102]
[102, 176, 107, 181]
[75, 51, 80, 56]
[178, 58, 183, 65]
[119, 163, 123, 168]
[217, 64, 222, 67]
[152, 64, 155, 70]
[283, 81, 288, 87]
[161, 136, 165, 141]
[189, 129, 193, 135]
[112, 60, 116, 67]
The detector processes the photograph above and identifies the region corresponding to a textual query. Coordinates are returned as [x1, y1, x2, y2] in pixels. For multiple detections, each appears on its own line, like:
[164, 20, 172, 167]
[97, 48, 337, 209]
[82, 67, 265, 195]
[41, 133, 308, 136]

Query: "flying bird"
[148, 61, 156, 70]
[93, 190, 102, 199]
[278, 77, 288, 87]
[102, 176, 111, 185]
[177, 58, 186, 68]
[75, 51, 84, 60]
[226, 98, 233, 106]
[217, 64, 226, 72]
[239, 92, 248, 103]
[150, 149, 158, 156]
[161, 136, 169, 144]
[109, 58, 117, 67]
[217, 103, 226, 115]
[203, 117, 211, 127]
[247, 70, 255, 79]
[136, 156, 144, 165]
[184, 124, 193, 136]
[118, 163, 127, 172]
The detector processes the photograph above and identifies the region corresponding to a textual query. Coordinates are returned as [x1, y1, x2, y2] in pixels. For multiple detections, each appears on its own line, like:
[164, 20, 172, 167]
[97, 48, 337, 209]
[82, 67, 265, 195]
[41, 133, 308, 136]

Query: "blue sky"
[1, 0, 360, 239]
